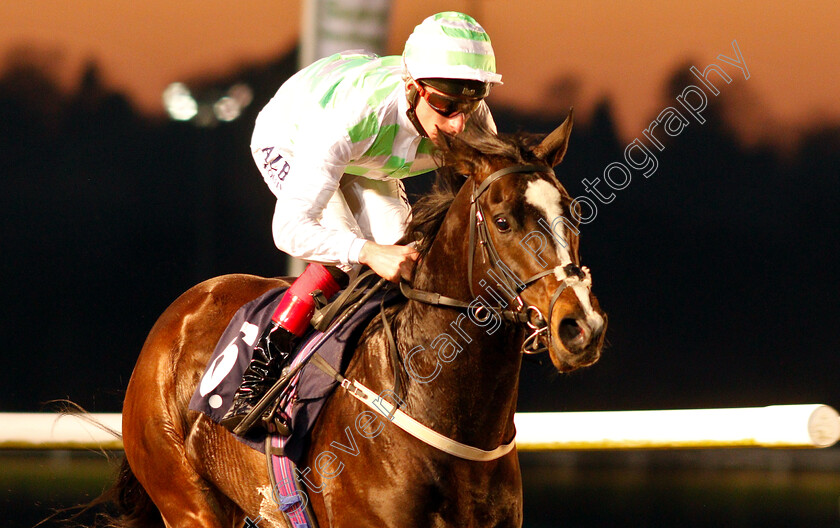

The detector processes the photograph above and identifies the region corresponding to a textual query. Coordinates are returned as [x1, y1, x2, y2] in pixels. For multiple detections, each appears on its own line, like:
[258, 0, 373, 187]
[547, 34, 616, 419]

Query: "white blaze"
[553, 265, 604, 333]
[524, 179, 572, 265]
[526, 179, 604, 335]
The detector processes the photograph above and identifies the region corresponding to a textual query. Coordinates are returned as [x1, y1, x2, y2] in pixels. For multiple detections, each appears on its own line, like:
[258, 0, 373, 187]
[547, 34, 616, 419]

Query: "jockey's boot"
[220, 263, 347, 435]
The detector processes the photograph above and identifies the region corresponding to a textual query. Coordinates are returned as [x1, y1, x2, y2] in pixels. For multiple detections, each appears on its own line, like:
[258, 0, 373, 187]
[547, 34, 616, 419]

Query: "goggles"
[415, 81, 482, 118]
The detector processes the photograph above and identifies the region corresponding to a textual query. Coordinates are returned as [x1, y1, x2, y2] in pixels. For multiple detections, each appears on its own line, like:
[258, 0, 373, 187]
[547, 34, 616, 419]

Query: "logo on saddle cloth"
[189, 288, 290, 429]
[199, 321, 259, 406]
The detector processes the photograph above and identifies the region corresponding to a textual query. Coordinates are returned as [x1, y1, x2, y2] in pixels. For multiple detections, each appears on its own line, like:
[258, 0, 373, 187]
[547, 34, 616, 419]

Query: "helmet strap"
[405, 82, 429, 138]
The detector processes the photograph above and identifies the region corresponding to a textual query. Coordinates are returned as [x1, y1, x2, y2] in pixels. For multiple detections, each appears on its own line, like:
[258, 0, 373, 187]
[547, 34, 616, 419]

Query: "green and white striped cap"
[403, 12, 502, 85]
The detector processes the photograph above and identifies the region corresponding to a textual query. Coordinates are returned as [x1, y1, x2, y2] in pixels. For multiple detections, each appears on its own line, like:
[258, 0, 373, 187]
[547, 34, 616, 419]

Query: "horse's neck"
[393, 301, 522, 448]
[391, 191, 523, 449]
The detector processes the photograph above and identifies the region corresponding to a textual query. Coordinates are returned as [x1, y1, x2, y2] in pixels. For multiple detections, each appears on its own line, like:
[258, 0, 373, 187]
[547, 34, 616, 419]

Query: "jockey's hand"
[358, 241, 419, 283]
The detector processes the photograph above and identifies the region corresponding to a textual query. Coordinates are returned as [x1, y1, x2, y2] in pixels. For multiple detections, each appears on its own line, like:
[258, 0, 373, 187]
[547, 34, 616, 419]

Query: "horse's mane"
[407, 124, 545, 258]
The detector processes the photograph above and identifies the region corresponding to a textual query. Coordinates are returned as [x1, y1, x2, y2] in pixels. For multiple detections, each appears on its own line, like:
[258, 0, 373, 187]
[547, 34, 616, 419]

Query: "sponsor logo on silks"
[260, 147, 292, 185]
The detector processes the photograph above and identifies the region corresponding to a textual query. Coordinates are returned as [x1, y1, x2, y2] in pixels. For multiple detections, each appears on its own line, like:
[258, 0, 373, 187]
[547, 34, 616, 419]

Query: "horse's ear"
[532, 108, 574, 167]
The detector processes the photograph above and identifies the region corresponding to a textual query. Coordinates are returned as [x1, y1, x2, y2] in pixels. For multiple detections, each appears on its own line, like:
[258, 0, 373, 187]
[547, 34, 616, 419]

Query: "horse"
[114, 112, 606, 528]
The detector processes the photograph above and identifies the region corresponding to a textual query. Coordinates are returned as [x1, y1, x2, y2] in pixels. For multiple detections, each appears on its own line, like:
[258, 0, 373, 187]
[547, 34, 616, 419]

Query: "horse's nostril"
[558, 318, 584, 344]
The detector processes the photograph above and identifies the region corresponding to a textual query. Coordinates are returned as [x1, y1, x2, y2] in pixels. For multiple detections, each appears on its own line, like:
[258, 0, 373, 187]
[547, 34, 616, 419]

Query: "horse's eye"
[494, 216, 510, 232]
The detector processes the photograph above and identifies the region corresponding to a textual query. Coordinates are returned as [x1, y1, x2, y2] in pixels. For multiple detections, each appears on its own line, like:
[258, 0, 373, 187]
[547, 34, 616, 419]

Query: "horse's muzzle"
[552, 310, 606, 371]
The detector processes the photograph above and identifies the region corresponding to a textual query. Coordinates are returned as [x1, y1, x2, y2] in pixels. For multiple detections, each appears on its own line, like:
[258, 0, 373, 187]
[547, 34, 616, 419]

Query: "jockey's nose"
[447, 113, 467, 135]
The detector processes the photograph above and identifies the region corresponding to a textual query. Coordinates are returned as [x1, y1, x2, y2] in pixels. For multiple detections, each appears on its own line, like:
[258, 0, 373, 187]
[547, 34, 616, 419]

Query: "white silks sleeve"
[259, 112, 375, 267]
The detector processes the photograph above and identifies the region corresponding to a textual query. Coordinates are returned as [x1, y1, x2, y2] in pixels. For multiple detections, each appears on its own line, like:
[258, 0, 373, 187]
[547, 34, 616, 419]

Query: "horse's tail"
[40, 455, 165, 528]
[35, 403, 166, 528]
[100, 457, 166, 528]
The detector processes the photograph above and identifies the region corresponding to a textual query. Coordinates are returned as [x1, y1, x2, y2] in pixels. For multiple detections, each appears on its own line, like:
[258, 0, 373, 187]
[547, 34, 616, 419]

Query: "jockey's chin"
[415, 103, 468, 142]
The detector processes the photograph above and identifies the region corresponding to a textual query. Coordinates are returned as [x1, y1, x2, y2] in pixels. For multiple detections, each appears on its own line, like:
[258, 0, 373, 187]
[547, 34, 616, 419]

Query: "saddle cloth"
[188, 283, 401, 462]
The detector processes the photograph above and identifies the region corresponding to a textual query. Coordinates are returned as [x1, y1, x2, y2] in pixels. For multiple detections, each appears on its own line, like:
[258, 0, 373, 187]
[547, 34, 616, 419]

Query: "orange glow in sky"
[2, 0, 838, 139]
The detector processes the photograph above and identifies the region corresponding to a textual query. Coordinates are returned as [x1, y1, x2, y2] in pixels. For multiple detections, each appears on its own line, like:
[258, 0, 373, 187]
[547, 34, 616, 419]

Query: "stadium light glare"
[163, 82, 198, 121]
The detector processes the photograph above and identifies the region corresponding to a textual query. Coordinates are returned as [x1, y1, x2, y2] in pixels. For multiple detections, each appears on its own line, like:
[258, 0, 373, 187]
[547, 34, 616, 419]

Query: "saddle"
[189, 271, 401, 460]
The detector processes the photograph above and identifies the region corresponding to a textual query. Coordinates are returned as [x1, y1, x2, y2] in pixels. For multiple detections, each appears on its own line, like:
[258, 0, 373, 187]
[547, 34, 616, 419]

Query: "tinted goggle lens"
[420, 86, 481, 118]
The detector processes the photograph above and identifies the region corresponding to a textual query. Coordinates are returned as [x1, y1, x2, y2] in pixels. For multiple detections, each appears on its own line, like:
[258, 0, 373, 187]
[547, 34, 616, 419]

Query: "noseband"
[401, 164, 592, 354]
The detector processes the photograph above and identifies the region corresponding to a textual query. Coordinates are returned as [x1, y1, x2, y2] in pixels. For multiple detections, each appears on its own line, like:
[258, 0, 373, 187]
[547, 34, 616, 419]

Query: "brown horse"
[115, 113, 606, 528]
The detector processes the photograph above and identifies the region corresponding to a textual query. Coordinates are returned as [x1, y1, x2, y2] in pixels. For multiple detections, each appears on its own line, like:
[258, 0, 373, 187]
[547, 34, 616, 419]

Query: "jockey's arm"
[263, 122, 417, 280]
[268, 169, 357, 262]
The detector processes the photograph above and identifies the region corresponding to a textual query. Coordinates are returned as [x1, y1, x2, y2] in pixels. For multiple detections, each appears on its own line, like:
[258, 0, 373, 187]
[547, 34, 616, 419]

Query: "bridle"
[314, 163, 596, 461]
[400, 163, 593, 355]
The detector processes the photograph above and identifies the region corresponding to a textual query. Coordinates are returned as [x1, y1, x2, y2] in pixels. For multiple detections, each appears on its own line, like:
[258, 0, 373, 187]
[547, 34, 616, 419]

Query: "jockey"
[221, 12, 502, 433]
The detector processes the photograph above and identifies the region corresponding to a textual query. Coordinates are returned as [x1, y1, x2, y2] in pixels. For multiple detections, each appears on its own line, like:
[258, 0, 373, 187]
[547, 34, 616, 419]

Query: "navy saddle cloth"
[189, 283, 401, 462]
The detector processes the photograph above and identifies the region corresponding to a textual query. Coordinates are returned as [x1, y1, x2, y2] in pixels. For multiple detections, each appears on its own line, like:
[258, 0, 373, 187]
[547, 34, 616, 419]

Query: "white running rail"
[1, 404, 837, 450]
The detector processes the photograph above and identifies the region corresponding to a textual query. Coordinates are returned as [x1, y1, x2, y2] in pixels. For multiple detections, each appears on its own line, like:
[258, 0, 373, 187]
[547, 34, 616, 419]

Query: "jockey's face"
[412, 83, 475, 142]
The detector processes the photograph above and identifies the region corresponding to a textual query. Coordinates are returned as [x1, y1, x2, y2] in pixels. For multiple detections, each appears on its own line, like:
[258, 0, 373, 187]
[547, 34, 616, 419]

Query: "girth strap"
[309, 353, 516, 462]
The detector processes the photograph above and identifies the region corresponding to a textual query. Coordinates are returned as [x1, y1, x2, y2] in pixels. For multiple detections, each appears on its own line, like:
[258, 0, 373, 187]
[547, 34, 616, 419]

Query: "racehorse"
[113, 112, 606, 528]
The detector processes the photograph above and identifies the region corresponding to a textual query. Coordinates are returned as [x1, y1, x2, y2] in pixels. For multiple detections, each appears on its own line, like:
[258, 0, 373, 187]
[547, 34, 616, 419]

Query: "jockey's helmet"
[403, 12, 502, 100]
